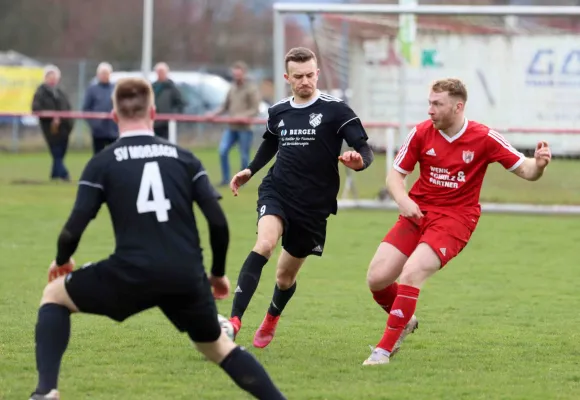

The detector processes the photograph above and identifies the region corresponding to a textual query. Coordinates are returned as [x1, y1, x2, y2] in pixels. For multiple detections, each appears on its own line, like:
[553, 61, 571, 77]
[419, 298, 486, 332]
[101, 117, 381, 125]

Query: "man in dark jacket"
[31, 65, 74, 182]
[152, 62, 185, 140]
[82, 62, 118, 154]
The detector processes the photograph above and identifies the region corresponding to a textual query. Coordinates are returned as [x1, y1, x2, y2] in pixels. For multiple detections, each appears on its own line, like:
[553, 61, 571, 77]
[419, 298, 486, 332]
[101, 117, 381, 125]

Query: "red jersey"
[393, 118, 525, 230]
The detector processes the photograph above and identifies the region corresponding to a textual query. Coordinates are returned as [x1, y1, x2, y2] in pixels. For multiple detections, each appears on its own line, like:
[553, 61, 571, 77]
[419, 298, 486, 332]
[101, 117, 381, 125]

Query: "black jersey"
[262, 91, 369, 217]
[73, 131, 220, 270]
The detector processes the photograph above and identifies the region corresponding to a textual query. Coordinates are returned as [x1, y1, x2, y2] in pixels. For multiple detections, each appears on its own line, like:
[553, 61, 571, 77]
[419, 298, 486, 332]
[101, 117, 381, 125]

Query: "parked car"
[102, 71, 269, 118]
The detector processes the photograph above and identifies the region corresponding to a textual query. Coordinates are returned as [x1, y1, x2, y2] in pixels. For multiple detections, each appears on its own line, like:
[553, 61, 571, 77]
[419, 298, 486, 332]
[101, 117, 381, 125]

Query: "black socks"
[268, 282, 297, 317]
[220, 346, 286, 399]
[231, 251, 269, 319]
[34, 303, 71, 394]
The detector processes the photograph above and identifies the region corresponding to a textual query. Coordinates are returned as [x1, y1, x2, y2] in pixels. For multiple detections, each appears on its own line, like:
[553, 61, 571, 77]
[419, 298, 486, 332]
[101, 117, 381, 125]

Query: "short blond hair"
[112, 77, 153, 120]
[431, 78, 468, 102]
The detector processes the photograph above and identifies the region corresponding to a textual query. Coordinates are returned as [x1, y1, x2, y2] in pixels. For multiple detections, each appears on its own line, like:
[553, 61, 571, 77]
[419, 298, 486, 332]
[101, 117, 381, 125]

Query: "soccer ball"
[218, 314, 235, 340]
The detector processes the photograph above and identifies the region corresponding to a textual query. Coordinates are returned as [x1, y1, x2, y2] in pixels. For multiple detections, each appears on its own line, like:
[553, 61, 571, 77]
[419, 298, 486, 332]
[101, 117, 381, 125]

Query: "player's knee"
[366, 269, 385, 291]
[194, 332, 236, 364]
[399, 245, 441, 288]
[275, 272, 296, 290]
[253, 238, 277, 258]
[40, 280, 64, 306]
[366, 257, 399, 291]
[398, 263, 433, 288]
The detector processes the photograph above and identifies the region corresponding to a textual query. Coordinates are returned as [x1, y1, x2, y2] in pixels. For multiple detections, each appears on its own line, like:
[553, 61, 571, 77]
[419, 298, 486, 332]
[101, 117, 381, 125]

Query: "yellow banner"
[0, 66, 44, 113]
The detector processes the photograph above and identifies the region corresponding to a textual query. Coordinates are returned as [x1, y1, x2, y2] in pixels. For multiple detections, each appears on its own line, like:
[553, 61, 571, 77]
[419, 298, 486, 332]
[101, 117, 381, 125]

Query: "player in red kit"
[362, 78, 552, 365]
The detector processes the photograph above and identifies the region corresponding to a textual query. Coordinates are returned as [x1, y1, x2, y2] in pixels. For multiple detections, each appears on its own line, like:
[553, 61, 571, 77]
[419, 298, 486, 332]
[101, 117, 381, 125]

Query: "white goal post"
[272, 3, 580, 215]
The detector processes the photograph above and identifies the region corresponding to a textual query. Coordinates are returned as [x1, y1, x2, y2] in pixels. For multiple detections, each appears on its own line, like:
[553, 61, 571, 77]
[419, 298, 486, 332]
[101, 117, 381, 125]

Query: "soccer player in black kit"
[228, 47, 374, 348]
[29, 78, 286, 400]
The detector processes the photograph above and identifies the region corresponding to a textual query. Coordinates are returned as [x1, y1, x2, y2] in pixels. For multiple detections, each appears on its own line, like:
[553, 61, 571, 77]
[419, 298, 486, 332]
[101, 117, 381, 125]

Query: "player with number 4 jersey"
[362, 78, 552, 366]
[29, 77, 286, 400]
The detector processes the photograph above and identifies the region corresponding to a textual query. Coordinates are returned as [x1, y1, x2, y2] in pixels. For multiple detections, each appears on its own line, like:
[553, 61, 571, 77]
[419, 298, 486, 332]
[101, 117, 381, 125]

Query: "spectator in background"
[152, 62, 185, 140]
[82, 62, 118, 154]
[208, 61, 261, 186]
[31, 65, 74, 182]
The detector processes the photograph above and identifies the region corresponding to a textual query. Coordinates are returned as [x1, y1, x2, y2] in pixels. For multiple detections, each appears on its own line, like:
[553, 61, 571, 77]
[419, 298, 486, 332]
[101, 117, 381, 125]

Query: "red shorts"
[382, 212, 473, 267]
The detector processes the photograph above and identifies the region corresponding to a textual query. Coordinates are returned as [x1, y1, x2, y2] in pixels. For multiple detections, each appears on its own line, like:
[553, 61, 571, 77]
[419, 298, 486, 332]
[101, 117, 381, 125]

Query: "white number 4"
[136, 161, 171, 222]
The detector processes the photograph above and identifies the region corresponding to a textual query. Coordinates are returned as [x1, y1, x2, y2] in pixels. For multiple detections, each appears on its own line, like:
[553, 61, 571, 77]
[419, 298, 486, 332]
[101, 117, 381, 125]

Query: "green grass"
[1, 149, 580, 399]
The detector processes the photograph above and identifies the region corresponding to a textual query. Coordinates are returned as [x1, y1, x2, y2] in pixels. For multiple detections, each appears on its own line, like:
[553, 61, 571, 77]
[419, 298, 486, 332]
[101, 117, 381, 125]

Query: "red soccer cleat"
[253, 313, 280, 348]
[229, 316, 242, 339]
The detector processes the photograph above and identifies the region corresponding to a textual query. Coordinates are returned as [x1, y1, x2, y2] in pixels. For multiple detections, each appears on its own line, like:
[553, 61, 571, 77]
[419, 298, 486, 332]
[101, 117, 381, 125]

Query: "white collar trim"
[438, 118, 468, 143]
[120, 130, 155, 138]
[290, 90, 320, 108]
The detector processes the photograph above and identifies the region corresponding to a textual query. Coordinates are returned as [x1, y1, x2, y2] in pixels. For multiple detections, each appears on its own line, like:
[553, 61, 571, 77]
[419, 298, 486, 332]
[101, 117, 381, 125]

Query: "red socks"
[371, 282, 399, 313]
[376, 284, 420, 353]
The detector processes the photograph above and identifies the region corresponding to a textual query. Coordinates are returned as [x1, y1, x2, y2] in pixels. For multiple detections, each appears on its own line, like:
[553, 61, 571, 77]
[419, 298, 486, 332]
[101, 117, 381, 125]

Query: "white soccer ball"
[218, 314, 235, 340]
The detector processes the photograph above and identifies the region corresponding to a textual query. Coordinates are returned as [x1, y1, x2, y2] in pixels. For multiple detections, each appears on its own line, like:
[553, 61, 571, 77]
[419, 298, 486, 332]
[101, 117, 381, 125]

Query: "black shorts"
[64, 259, 221, 343]
[257, 190, 327, 259]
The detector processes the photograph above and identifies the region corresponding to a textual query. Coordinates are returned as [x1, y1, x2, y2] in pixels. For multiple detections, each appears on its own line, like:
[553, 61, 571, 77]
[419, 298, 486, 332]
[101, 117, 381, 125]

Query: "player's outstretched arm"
[247, 134, 278, 176]
[198, 197, 229, 277]
[48, 209, 93, 281]
[386, 168, 424, 219]
[230, 134, 278, 196]
[197, 197, 231, 299]
[511, 141, 551, 181]
[48, 159, 105, 281]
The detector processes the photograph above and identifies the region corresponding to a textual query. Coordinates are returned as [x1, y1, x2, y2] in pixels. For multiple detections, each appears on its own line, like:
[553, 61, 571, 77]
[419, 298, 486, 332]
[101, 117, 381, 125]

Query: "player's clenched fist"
[534, 141, 551, 168]
[48, 258, 75, 282]
[397, 196, 424, 219]
[338, 151, 364, 171]
[230, 169, 252, 196]
[209, 274, 230, 300]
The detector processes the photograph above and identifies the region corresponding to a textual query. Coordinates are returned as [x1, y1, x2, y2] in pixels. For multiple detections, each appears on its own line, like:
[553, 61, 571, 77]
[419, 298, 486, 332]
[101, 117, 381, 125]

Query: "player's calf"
[31, 277, 78, 398]
[230, 215, 284, 324]
[364, 243, 440, 366]
[252, 250, 303, 348]
[391, 314, 419, 357]
[363, 315, 419, 366]
[197, 333, 286, 399]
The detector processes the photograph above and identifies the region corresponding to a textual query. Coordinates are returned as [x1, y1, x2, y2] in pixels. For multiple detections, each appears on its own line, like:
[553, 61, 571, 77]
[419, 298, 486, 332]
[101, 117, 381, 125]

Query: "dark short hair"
[284, 47, 317, 71]
[113, 77, 153, 119]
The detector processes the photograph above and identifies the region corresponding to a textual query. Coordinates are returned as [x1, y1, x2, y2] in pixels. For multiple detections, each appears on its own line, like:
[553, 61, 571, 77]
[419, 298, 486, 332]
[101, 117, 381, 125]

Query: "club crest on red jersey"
[462, 150, 474, 164]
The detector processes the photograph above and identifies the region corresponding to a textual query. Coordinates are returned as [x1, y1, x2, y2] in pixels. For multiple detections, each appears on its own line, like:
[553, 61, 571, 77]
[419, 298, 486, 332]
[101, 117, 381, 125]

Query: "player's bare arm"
[511, 141, 551, 181]
[386, 168, 423, 219]
[230, 134, 278, 196]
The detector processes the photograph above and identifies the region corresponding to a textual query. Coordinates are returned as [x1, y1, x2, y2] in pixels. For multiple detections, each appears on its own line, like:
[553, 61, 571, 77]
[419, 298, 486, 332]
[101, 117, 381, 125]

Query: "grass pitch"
[1, 148, 579, 399]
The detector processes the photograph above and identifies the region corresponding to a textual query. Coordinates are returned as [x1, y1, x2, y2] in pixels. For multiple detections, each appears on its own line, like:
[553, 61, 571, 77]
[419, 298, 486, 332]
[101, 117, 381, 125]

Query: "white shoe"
[362, 346, 390, 365]
[362, 314, 419, 366]
[29, 389, 60, 400]
[391, 314, 419, 357]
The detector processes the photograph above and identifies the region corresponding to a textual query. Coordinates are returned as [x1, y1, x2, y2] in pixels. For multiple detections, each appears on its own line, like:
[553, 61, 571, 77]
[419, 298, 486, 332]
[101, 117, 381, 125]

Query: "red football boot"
[229, 316, 242, 339]
[253, 313, 280, 348]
